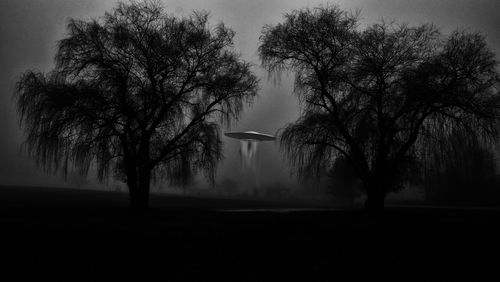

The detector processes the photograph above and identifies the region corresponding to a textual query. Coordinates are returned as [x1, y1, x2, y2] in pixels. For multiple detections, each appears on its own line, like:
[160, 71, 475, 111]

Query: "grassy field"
[1, 186, 499, 281]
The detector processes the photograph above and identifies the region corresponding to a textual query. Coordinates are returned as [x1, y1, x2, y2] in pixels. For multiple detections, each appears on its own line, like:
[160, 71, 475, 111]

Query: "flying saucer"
[224, 131, 275, 141]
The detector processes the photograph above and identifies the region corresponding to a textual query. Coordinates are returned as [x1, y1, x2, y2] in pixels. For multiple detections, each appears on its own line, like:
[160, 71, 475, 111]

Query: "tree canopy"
[15, 1, 258, 210]
[259, 5, 500, 210]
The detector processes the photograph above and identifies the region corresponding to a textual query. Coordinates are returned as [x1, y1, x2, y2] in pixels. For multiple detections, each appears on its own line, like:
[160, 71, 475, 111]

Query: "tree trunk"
[364, 181, 386, 213]
[129, 182, 150, 212]
[126, 164, 151, 213]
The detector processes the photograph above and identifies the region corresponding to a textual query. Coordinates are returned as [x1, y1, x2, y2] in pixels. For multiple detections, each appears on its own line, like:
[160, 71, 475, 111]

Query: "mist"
[2, 1, 500, 281]
[1, 0, 499, 200]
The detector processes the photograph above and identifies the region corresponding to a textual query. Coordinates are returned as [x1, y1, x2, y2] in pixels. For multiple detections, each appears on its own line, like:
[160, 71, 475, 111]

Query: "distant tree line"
[423, 129, 500, 206]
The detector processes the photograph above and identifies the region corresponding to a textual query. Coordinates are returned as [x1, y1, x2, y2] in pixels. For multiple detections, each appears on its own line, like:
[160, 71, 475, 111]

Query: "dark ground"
[1, 186, 499, 281]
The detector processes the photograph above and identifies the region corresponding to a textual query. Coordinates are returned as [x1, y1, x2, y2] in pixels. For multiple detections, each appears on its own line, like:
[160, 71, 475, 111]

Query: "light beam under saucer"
[224, 131, 276, 197]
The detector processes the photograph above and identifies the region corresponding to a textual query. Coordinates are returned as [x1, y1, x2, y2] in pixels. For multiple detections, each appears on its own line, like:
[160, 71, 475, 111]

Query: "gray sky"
[0, 0, 499, 189]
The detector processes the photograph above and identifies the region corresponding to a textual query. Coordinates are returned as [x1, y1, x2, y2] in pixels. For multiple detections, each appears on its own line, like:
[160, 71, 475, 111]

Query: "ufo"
[224, 131, 275, 141]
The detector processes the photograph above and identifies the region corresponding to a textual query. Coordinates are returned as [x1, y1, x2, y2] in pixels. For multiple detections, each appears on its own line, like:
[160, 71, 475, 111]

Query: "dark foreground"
[1, 186, 499, 281]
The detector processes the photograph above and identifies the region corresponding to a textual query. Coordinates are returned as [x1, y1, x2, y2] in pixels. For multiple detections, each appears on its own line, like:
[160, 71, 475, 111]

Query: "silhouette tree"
[259, 5, 500, 211]
[15, 1, 258, 211]
[326, 157, 362, 208]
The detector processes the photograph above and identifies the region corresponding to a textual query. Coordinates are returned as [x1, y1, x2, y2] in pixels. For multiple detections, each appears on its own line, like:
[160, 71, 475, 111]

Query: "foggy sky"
[0, 0, 499, 189]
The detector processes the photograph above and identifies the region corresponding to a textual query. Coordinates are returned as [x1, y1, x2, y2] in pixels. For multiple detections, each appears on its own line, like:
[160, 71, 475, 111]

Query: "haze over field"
[2, 2, 500, 280]
[0, 0, 499, 194]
